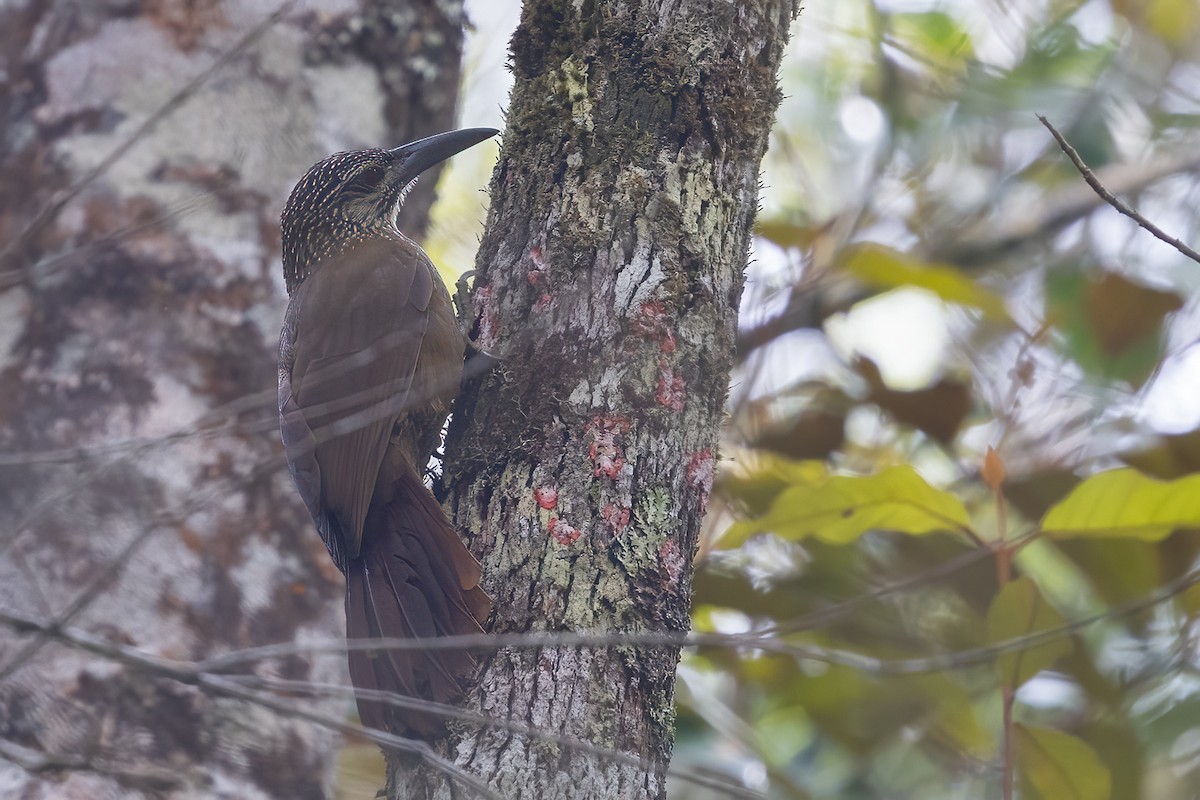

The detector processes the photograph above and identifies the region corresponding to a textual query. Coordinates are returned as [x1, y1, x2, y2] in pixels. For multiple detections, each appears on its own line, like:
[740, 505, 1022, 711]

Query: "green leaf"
[891, 11, 974, 69]
[719, 456, 830, 518]
[755, 218, 820, 250]
[1016, 724, 1111, 800]
[722, 465, 971, 547]
[841, 244, 1012, 322]
[753, 706, 813, 766]
[1058, 540, 1161, 608]
[987, 577, 1072, 688]
[1042, 468, 1200, 540]
[912, 675, 993, 756]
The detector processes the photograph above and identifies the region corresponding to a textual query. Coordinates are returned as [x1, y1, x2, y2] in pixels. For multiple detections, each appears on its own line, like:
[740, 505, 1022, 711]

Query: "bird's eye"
[347, 165, 386, 194]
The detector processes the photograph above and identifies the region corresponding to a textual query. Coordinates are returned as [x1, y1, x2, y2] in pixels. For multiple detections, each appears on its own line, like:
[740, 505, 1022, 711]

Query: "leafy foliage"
[987, 577, 1073, 688]
[1016, 725, 1112, 800]
[724, 463, 970, 546]
[1043, 468, 1200, 540]
[676, 1, 1200, 798]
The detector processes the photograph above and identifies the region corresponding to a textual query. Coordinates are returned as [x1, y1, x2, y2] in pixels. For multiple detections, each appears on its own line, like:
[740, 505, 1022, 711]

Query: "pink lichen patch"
[631, 300, 669, 336]
[535, 292, 553, 312]
[631, 300, 678, 353]
[590, 438, 624, 479]
[601, 503, 630, 536]
[548, 516, 581, 546]
[659, 329, 677, 354]
[589, 413, 631, 434]
[656, 364, 686, 411]
[587, 414, 630, 479]
[659, 539, 684, 588]
[527, 245, 548, 280]
[686, 449, 715, 514]
[535, 486, 558, 510]
[477, 309, 500, 349]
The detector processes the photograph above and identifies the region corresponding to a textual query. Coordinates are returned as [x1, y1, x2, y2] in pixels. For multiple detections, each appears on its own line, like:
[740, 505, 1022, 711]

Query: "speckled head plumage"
[281, 149, 397, 294]
[280, 127, 500, 295]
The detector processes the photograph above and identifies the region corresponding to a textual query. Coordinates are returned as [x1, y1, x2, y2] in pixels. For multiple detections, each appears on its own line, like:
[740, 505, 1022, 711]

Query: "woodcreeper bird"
[278, 128, 497, 736]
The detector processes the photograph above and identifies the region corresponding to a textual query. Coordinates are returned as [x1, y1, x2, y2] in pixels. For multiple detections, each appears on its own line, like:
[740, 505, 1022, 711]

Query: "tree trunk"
[0, 2, 464, 797]
[394, 1, 798, 797]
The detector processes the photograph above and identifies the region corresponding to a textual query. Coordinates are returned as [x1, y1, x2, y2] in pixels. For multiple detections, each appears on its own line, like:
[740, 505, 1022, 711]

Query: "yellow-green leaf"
[841, 244, 1012, 322]
[912, 675, 993, 756]
[722, 465, 970, 547]
[1042, 468, 1200, 540]
[719, 456, 830, 518]
[1016, 725, 1111, 800]
[987, 577, 1072, 688]
[755, 219, 820, 250]
[1146, 0, 1199, 49]
[891, 11, 974, 72]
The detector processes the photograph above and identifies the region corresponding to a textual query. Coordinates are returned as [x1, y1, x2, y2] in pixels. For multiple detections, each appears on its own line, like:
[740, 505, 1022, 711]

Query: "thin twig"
[0, 448, 292, 680]
[201, 676, 505, 800]
[3, 567, 1196, 795]
[762, 529, 1039, 636]
[1037, 114, 1200, 264]
[0, 610, 752, 798]
[0, 738, 183, 792]
[0, 611, 503, 800]
[190, 565, 1200, 675]
[226, 675, 763, 799]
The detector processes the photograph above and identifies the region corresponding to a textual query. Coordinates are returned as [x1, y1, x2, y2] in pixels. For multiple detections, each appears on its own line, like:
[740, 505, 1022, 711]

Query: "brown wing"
[286, 237, 436, 559]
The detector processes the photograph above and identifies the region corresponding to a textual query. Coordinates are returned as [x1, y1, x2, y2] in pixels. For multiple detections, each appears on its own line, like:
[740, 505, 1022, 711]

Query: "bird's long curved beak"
[389, 128, 499, 186]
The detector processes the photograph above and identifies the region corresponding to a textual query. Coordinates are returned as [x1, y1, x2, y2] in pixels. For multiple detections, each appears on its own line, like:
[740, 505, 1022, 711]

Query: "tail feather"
[345, 568, 387, 732]
[371, 536, 463, 696]
[344, 470, 490, 737]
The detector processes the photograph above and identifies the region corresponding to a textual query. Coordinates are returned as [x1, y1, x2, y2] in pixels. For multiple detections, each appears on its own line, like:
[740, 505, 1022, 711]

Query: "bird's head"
[281, 127, 499, 294]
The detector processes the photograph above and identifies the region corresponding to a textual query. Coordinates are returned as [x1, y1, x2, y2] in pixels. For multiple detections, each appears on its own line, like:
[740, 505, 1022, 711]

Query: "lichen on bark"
[395, 1, 801, 798]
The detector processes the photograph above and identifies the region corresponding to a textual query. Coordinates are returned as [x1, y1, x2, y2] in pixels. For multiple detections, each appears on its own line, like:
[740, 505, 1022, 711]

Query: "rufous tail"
[344, 469, 490, 737]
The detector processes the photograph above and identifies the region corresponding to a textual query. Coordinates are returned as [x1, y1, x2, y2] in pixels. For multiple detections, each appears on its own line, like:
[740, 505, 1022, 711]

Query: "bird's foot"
[454, 269, 479, 325]
[462, 340, 502, 385]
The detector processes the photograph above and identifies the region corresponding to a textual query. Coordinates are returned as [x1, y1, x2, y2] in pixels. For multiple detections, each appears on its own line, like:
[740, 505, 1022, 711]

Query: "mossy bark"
[395, 1, 799, 797]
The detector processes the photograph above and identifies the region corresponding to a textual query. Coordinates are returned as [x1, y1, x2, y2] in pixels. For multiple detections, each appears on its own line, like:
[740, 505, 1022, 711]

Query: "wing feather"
[279, 238, 432, 561]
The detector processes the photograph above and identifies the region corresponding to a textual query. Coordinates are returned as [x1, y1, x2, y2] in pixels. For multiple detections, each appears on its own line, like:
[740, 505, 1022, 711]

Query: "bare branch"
[1038, 114, 1200, 264]
[197, 564, 1199, 675]
[226, 675, 764, 800]
[0, 738, 183, 792]
[0, 608, 753, 798]
[0, 609, 503, 800]
[2, 561, 1195, 796]
[762, 528, 1040, 636]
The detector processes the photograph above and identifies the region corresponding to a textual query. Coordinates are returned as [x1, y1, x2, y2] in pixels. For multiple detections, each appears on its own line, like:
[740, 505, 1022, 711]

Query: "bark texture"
[0, 1, 464, 797]
[395, 1, 798, 797]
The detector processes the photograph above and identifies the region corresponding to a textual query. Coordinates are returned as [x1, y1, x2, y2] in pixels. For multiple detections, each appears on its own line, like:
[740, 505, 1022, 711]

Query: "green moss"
[635, 487, 673, 533]
[541, 536, 574, 590]
[611, 488, 676, 582]
[559, 54, 595, 133]
[509, 0, 581, 79]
